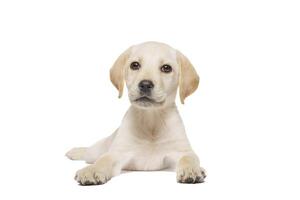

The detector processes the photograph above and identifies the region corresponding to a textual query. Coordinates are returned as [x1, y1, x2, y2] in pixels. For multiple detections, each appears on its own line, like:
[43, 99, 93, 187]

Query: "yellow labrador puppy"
[66, 41, 206, 185]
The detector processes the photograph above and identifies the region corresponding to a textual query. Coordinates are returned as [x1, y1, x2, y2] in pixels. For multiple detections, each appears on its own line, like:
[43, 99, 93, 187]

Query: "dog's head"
[110, 42, 199, 108]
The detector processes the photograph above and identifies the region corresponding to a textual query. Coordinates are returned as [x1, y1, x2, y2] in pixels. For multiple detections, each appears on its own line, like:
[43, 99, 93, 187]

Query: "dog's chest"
[124, 142, 169, 171]
[115, 106, 190, 170]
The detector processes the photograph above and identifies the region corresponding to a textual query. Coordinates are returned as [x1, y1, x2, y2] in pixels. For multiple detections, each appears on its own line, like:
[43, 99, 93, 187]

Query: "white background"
[0, 0, 299, 199]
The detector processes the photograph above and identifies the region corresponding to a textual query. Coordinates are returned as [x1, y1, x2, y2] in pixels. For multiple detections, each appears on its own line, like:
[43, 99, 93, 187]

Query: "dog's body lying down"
[66, 41, 206, 185]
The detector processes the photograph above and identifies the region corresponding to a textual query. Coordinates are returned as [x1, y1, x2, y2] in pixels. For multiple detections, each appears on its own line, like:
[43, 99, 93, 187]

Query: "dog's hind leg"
[66, 147, 88, 160]
[66, 130, 117, 164]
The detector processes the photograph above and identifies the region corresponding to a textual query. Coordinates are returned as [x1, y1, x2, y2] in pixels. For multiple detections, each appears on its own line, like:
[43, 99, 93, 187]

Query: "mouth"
[133, 96, 164, 107]
[135, 96, 155, 103]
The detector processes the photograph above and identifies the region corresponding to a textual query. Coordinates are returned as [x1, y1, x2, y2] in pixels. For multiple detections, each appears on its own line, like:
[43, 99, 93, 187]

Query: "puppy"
[66, 41, 206, 185]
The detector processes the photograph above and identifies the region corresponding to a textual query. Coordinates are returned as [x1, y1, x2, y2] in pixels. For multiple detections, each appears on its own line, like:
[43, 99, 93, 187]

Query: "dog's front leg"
[75, 153, 128, 185]
[176, 153, 206, 184]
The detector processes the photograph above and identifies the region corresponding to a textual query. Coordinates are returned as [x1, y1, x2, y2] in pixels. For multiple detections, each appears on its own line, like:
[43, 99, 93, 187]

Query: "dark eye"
[160, 64, 172, 73]
[130, 61, 141, 70]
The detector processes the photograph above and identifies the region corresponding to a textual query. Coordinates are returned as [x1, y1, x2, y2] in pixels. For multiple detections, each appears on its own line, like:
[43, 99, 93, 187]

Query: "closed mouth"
[134, 96, 165, 107]
[135, 96, 155, 103]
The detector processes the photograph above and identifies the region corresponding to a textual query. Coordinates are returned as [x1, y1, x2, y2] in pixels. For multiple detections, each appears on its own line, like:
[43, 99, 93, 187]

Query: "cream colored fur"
[66, 41, 206, 185]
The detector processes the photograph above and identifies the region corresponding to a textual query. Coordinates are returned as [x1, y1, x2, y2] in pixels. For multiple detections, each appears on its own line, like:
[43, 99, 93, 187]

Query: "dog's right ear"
[110, 47, 132, 98]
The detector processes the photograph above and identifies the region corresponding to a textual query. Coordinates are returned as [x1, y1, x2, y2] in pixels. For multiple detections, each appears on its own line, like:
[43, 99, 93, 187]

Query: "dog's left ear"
[177, 51, 200, 104]
[110, 47, 132, 98]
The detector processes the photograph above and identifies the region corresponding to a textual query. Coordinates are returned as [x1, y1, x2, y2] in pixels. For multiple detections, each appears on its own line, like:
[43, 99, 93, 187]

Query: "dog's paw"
[75, 165, 110, 185]
[176, 166, 206, 184]
[65, 147, 87, 160]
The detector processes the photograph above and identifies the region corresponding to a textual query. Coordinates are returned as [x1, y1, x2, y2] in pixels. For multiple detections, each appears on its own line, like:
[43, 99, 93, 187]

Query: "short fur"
[66, 41, 206, 185]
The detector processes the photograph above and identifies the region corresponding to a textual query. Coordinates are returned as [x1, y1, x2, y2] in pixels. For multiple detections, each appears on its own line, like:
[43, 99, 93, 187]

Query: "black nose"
[138, 80, 154, 94]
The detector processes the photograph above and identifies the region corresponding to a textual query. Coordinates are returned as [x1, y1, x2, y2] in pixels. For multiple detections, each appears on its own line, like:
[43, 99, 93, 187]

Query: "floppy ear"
[177, 51, 200, 104]
[110, 47, 131, 98]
